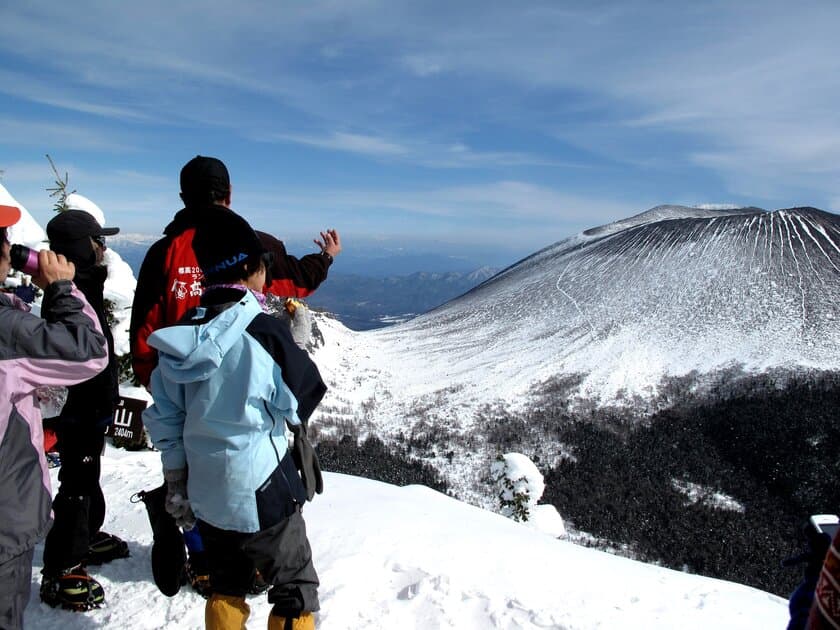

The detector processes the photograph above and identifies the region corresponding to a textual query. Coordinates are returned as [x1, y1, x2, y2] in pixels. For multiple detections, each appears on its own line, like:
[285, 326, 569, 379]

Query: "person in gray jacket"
[0, 204, 108, 628]
[143, 210, 325, 630]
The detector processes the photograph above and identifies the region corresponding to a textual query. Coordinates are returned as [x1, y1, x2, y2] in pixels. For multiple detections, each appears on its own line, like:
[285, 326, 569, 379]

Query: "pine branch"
[45, 154, 76, 213]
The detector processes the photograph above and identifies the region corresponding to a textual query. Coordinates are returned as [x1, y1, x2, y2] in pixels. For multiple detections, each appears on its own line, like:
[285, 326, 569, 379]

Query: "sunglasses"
[92, 235, 106, 249]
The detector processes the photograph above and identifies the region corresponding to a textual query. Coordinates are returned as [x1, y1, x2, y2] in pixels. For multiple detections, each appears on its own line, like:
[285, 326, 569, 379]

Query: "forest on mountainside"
[521, 369, 840, 597]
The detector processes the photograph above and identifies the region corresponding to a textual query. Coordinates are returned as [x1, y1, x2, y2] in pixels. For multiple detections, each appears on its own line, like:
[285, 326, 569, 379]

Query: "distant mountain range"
[307, 268, 499, 329]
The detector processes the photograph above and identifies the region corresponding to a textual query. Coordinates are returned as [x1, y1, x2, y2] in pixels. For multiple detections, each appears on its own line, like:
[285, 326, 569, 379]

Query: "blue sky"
[1, 1, 839, 267]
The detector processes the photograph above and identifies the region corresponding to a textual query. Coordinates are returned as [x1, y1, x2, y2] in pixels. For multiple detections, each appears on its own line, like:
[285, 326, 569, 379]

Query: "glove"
[285, 298, 312, 350]
[163, 468, 196, 530]
[289, 423, 323, 501]
[36, 385, 68, 418]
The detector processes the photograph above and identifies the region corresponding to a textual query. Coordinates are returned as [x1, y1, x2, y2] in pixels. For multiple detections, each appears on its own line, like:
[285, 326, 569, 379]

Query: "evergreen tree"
[45, 154, 75, 213]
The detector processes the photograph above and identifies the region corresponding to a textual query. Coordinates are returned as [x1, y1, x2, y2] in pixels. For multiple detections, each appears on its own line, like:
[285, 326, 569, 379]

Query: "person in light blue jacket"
[143, 210, 325, 630]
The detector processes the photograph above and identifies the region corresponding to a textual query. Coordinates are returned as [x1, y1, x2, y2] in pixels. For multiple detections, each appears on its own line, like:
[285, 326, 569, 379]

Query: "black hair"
[180, 188, 230, 208]
[0, 227, 6, 244]
[210, 189, 229, 203]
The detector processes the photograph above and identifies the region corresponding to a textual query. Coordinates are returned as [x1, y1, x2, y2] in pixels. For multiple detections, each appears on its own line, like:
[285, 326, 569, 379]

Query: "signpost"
[106, 395, 148, 446]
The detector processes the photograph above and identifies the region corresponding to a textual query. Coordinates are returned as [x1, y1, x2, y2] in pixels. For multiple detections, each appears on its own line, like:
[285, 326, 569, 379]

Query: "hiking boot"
[86, 531, 130, 565]
[40, 565, 105, 611]
[186, 560, 212, 599]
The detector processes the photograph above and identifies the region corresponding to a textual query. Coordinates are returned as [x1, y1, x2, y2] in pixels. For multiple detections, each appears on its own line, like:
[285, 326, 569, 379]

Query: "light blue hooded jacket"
[143, 289, 310, 532]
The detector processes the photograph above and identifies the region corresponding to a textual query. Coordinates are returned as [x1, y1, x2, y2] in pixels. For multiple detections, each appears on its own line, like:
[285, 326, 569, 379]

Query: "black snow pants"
[42, 416, 108, 573]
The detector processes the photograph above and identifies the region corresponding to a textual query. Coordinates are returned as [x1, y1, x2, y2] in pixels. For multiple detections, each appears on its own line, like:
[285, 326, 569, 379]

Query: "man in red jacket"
[130, 155, 341, 387]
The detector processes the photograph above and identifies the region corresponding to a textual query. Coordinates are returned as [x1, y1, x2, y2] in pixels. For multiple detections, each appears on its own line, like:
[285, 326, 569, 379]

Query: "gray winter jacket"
[0, 281, 108, 563]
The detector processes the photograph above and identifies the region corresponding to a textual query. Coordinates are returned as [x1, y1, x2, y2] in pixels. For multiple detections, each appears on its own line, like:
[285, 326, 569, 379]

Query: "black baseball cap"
[47, 210, 120, 242]
[180, 156, 230, 203]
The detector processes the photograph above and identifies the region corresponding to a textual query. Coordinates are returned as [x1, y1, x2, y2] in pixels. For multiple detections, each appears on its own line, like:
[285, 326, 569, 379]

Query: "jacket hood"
[164, 203, 233, 236]
[148, 289, 262, 384]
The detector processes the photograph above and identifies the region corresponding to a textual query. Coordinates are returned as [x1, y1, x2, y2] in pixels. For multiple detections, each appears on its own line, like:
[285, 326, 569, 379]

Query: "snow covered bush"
[490, 452, 545, 522]
[491, 452, 567, 538]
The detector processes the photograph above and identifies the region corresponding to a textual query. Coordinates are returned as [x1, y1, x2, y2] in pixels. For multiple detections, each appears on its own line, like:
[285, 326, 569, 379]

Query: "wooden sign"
[106, 395, 148, 442]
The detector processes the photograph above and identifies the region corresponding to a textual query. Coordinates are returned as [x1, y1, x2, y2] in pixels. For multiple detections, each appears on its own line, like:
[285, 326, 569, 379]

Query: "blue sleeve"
[142, 366, 187, 470]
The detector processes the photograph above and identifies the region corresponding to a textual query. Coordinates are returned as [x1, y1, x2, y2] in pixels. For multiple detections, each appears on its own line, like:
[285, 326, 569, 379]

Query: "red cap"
[0, 204, 21, 228]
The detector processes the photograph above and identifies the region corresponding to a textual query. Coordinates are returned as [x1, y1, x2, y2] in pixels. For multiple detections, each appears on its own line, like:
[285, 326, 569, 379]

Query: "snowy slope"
[22, 446, 787, 630]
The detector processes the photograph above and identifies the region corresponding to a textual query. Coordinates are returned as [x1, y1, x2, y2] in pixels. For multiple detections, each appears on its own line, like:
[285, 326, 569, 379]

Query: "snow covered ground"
[21, 446, 787, 630]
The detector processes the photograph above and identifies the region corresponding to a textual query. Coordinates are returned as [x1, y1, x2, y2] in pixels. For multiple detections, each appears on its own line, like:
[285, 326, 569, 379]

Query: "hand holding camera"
[10, 244, 39, 275]
[11, 244, 75, 288]
[35, 250, 75, 288]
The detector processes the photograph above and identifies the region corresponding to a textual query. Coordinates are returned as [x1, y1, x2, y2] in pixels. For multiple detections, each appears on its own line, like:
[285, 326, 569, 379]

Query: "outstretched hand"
[314, 229, 342, 259]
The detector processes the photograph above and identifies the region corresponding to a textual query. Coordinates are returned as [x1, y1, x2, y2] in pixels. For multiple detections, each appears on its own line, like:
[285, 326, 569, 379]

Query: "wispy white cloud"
[0, 161, 57, 185]
[421, 145, 578, 169]
[0, 118, 133, 152]
[402, 55, 445, 77]
[0, 69, 150, 121]
[242, 180, 637, 235]
[270, 132, 578, 169]
[273, 132, 409, 156]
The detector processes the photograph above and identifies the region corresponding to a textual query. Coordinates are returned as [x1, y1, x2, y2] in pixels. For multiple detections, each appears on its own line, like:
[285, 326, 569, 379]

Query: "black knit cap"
[180, 156, 230, 206]
[193, 210, 265, 283]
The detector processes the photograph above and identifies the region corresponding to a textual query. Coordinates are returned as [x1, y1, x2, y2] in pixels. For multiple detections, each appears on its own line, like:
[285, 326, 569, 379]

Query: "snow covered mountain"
[413, 204, 840, 401]
[314, 205, 840, 418]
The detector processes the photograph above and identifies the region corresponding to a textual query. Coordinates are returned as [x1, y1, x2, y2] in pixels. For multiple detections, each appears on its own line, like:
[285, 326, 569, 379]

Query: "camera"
[9, 244, 39, 275]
